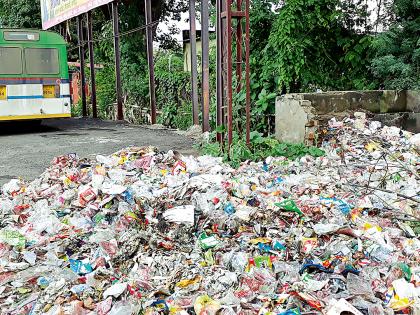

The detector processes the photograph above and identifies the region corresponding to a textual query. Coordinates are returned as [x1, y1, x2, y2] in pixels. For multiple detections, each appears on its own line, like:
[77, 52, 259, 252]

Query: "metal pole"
[245, 0, 251, 145]
[226, 0, 233, 147]
[87, 11, 98, 118]
[201, 0, 210, 132]
[112, 1, 123, 121]
[64, 21, 69, 42]
[236, 0, 243, 93]
[145, 0, 157, 124]
[216, 0, 223, 143]
[189, 0, 199, 125]
[77, 16, 87, 117]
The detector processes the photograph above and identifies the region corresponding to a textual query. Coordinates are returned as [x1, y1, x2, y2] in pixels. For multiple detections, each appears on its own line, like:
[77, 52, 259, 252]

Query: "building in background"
[182, 29, 215, 73]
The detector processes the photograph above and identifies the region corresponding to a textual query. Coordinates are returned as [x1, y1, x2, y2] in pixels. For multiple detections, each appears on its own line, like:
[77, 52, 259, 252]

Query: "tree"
[371, 0, 420, 89]
[0, 0, 41, 28]
[262, 0, 375, 93]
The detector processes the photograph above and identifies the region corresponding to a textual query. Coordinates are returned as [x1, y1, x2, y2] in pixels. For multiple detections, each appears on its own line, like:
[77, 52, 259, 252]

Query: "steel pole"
[112, 1, 123, 121]
[87, 11, 98, 118]
[189, 0, 199, 125]
[145, 0, 157, 124]
[77, 16, 87, 117]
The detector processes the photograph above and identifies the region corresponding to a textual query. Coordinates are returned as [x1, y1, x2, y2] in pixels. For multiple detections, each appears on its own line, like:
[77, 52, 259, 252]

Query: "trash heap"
[0, 115, 419, 315]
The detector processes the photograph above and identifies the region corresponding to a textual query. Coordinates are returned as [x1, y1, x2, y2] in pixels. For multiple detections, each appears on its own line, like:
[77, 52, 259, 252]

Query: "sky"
[157, 11, 193, 44]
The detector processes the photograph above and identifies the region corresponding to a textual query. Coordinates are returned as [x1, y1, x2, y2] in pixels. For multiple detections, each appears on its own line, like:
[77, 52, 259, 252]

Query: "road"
[0, 118, 197, 185]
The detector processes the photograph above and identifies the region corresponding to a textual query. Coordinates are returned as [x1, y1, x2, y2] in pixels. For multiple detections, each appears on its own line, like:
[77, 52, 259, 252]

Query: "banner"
[41, 0, 114, 30]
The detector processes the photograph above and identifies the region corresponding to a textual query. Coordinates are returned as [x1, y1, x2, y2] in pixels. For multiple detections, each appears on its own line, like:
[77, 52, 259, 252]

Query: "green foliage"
[262, 0, 376, 93]
[0, 0, 41, 28]
[155, 51, 194, 129]
[95, 65, 116, 119]
[371, 0, 420, 90]
[71, 99, 83, 117]
[158, 101, 193, 130]
[196, 130, 325, 168]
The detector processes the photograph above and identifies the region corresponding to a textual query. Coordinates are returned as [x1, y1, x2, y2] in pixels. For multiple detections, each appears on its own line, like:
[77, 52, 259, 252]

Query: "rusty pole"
[201, 0, 210, 132]
[189, 0, 199, 126]
[245, 0, 251, 144]
[236, 0, 243, 93]
[145, 0, 157, 124]
[86, 11, 98, 119]
[77, 16, 87, 117]
[226, 0, 233, 147]
[112, 1, 124, 121]
[216, 0, 223, 143]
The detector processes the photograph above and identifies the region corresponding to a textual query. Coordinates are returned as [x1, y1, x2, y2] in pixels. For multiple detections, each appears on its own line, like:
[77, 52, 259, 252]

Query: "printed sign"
[41, 0, 114, 30]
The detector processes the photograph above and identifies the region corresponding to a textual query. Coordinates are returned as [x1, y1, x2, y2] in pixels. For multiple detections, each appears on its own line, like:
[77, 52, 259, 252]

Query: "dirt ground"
[0, 118, 197, 185]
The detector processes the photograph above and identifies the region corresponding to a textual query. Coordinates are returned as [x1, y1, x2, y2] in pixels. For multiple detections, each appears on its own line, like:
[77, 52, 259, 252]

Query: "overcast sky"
[157, 11, 192, 44]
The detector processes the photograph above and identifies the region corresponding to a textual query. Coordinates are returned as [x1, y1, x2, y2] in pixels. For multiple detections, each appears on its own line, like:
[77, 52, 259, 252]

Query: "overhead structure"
[40, 0, 251, 135]
[216, 0, 251, 147]
[41, 0, 114, 30]
[40, 0, 158, 123]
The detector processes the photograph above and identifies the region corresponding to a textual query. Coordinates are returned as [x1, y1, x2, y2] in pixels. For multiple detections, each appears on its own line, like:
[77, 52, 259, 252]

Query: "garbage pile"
[0, 114, 419, 315]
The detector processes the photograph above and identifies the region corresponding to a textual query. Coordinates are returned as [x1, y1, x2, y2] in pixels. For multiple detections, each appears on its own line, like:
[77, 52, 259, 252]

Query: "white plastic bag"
[163, 205, 195, 226]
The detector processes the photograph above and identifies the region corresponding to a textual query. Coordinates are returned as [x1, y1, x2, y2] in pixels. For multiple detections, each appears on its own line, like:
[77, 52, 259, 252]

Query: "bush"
[196, 130, 325, 168]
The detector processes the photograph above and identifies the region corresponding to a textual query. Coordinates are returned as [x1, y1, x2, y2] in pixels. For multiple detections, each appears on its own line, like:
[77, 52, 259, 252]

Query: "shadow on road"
[0, 121, 61, 136]
[0, 118, 137, 137]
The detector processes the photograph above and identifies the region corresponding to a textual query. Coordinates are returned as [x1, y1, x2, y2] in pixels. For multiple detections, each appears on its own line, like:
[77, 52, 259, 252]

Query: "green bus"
[0, 29, 71, 121]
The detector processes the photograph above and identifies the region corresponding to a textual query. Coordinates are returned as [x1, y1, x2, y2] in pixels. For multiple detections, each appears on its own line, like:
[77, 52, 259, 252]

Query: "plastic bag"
[0, 198, 13, 214]
[275, 199, 304, 216]
[103, 282, 127, 298]
[347, 273, 373, 298]
[327, 298, 363, 315]
[108, 301, 136, 315]
[163, 205, 195, 226]
[313, 223, 341, 235]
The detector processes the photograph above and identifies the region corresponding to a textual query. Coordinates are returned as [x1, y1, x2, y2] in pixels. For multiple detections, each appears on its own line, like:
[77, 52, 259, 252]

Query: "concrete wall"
[298, 90, 410, 114]
[275, 90, 420, 144]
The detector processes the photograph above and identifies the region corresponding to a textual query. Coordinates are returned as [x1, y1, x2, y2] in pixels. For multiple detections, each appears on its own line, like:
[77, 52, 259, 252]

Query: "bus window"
[25, 48, 59, 75]
[0, 47, 23, 74]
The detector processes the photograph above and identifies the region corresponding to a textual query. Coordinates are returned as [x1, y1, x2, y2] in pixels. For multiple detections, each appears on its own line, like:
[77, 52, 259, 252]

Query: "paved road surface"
[0, 118, 196, 185]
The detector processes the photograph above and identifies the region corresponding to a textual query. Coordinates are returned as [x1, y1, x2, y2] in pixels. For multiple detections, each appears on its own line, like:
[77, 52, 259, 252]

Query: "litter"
[0, 118, 418, 314]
